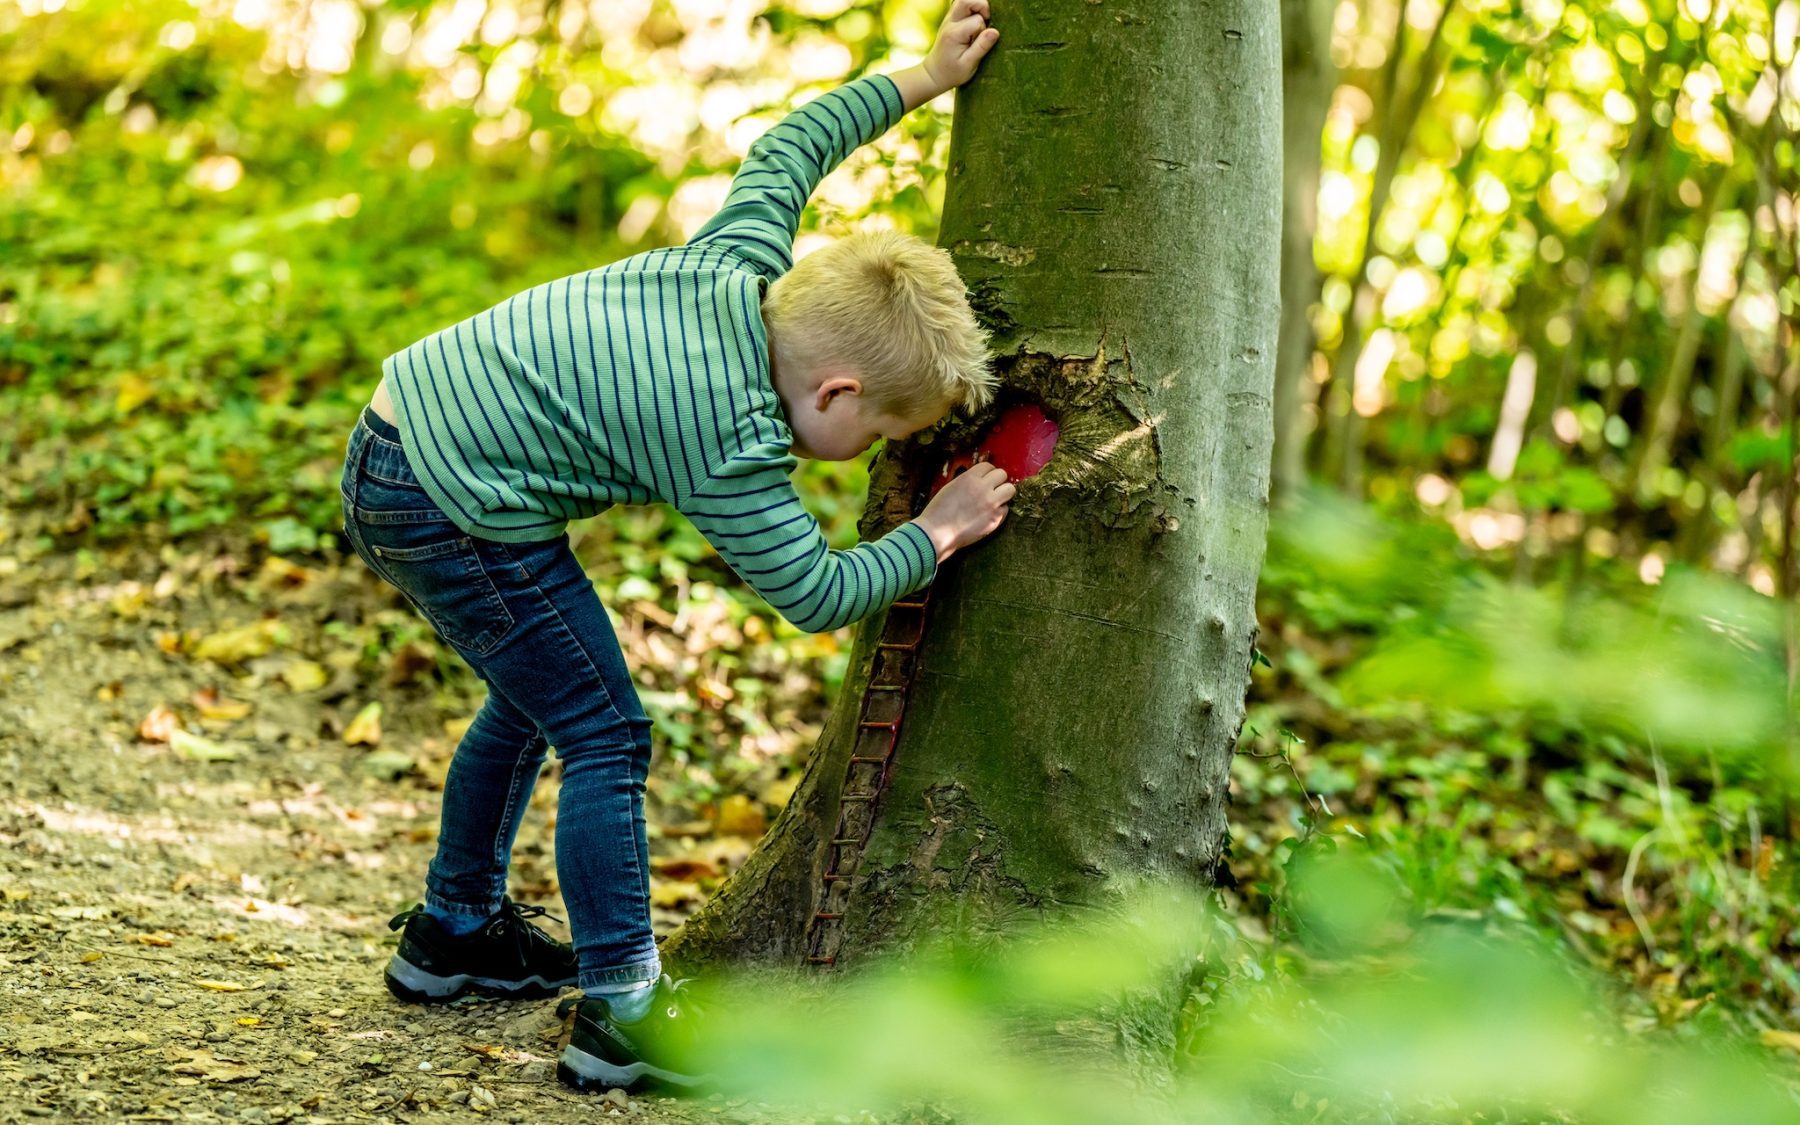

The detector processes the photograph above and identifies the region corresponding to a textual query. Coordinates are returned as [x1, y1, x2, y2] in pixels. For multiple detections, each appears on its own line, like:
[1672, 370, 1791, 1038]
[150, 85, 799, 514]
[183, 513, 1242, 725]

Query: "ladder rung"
[837, 793, 874, 802]
[858, 720, 898, 730]
[890, 600, 927, 610]
[866, 683, 905, 691]
[821, 873, 849, 881]
[807, 955, 836, 964]
[830, 837, 862, 846]
[847, 755, 887, 763]
[875, 641, 917, 651]
[812, 912, 844, 921]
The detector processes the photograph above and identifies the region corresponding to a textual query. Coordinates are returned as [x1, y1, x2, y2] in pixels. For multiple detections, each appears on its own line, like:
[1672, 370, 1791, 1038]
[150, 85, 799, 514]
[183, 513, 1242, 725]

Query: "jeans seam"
[526, 580, 654, 918]
[490, 721, 546, 885]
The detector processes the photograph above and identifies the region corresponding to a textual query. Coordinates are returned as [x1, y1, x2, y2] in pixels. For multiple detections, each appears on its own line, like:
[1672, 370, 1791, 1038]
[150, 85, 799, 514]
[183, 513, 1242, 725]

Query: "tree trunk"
[667, 0, 1281, 1071]
[1631, 173, 1739, 499]
[1272, 0, 1336, 499]
[1315, 0, 1453, 494]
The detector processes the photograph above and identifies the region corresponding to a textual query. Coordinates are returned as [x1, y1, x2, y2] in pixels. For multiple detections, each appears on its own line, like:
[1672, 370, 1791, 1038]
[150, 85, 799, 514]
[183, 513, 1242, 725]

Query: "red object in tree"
[928, 403, 1060, 499]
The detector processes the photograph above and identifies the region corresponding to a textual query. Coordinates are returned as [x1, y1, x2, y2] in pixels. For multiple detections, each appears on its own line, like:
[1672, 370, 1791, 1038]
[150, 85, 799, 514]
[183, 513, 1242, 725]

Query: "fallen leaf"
[49, 905, 110, 920]
[1760, 1029, 1800, 1053]
[170, 729, 239, 762]
[133, 932, 175, 947]
[79, 951, 102, 963]
[360, 749, 415, 781]
[193, 979, 250, 992]
[11, 1029, 73, 1052]
[343, 701, 383, 746]
[661, 820, 714, 838]
[463, 1043, 505, 1057]
[254, 556, 313, 590]
[115, 371, 155, 415]
[650, 880, 700, 908]
[192, 620, 289, 666]
[280, 660, 328, 693]
[713, 794, 767, 838]
[384, 642, 437, 686]
[192, 688, 253, 722]
[166, 1047, 262, 1082]
[138, 705, 179, 744]
[651, 857, 720, 881]
[3, 886, 30, 902]
[237, 1017, 261, 1027]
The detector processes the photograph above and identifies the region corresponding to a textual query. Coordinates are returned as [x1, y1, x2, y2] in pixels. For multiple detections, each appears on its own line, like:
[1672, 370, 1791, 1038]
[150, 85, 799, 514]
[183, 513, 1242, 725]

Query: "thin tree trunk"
[1675, 238, 1759, 566]
[1273, 0, 1336, 500]
[668, 0, 1282, 1076]
[1527, 63, 1659, 445]
[1317, 1, 1455, 494]
[1631, 173, 1739, 498]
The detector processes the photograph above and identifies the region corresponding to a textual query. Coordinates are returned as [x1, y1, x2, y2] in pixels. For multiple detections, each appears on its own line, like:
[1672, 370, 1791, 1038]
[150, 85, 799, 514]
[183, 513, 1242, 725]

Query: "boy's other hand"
[923, 0, 999, 92]
[914, 458, 1016, 564]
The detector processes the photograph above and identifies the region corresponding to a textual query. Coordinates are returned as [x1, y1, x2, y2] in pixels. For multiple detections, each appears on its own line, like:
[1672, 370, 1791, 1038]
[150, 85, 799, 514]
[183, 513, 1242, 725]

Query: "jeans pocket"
[366, 533, 517, 656]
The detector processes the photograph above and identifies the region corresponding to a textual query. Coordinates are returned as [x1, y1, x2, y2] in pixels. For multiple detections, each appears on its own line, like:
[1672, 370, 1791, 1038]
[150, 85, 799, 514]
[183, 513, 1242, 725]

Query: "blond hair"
[762, 229, 996, 420]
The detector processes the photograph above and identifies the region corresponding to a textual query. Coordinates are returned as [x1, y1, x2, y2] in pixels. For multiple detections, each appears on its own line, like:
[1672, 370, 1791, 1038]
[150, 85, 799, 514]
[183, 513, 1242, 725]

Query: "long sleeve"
[676, 439, 937, 634]
[687, 74, 906, 280]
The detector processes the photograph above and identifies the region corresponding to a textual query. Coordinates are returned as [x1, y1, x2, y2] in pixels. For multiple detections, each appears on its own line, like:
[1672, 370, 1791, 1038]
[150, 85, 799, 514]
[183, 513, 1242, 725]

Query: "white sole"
[385, 953, 571, 1000]
[557, 1044, 709, 1092]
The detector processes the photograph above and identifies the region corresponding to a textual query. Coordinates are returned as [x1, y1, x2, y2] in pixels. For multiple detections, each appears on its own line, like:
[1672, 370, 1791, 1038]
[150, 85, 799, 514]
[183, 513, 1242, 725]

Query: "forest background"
[1, 0, 1799, 1120]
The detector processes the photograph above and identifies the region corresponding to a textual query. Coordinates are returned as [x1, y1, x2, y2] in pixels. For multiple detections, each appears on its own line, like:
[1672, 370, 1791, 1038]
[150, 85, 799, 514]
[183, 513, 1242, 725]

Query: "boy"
[337, 0, 1008, 1097]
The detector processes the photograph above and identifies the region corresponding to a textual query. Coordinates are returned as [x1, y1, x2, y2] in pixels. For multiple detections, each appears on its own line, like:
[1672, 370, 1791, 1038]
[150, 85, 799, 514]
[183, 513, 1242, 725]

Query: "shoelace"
[387, 899, 567, 968]
[487, 896, 566, 966]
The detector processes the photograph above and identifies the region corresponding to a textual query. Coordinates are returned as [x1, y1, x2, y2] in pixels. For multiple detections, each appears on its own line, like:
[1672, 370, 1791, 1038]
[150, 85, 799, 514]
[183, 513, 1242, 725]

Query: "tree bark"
[1272, 0, 1336, 499]
[667, 0, 1281, 1074]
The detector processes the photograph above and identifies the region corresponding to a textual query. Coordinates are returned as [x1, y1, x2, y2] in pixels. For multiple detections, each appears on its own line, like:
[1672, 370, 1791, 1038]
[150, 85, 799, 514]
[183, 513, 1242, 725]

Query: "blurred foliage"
[1250, 491, 1798, 1041]
[0, 0, 949, 547]
[692, 879, 1798, 1121]
[1304, 0, 1798, 599]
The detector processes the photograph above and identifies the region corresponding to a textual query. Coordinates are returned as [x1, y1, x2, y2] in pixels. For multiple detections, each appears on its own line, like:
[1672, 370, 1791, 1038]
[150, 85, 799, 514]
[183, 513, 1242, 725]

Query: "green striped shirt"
[382, 73, 937, 634]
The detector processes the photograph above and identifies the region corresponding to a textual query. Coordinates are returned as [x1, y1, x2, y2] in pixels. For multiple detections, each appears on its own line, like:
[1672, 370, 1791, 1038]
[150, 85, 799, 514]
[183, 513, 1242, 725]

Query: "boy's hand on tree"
[923, 0, 999, 92]
[913, 457, 1016, 564]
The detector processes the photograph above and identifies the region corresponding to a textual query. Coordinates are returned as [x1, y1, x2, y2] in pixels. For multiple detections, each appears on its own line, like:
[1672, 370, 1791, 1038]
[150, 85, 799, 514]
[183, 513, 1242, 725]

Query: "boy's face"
[790, 371, 948, 461]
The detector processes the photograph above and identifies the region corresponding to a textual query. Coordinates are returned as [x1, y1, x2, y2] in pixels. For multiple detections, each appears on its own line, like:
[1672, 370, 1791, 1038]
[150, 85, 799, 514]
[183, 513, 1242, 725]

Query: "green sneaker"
[555, 975, 717, 1095]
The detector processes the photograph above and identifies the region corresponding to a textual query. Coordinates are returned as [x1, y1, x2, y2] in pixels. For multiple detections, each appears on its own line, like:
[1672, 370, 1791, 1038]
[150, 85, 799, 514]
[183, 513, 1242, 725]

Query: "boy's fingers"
[949, 0, 989, 22]
[946, 13, 986, 45]
[961, 26, 999, 60]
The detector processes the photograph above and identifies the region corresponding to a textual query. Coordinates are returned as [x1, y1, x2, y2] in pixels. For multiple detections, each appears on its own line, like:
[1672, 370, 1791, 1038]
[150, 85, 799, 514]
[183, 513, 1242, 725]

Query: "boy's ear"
[814, 369, 864, 410]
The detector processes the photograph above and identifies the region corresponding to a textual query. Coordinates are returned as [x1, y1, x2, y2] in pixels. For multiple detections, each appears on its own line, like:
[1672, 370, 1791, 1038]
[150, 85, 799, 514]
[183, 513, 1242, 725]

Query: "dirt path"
[0, 536, 837, 1124]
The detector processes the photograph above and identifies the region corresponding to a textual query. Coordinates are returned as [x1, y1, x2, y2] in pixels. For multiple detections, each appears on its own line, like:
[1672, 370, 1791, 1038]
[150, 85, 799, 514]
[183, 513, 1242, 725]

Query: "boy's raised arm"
[687, 75, 905, 279]
[688, 0, 998, 279]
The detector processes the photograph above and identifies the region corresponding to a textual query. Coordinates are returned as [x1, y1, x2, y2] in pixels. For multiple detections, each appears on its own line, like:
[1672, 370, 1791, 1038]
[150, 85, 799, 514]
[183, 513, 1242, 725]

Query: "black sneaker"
[555, 975, 717, 1095]
[383, 897, 578, 1004]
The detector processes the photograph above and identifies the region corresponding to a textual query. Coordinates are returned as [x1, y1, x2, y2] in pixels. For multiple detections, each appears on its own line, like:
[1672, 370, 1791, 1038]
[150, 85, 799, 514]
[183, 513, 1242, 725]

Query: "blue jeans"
[339, 406, 661, 989]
